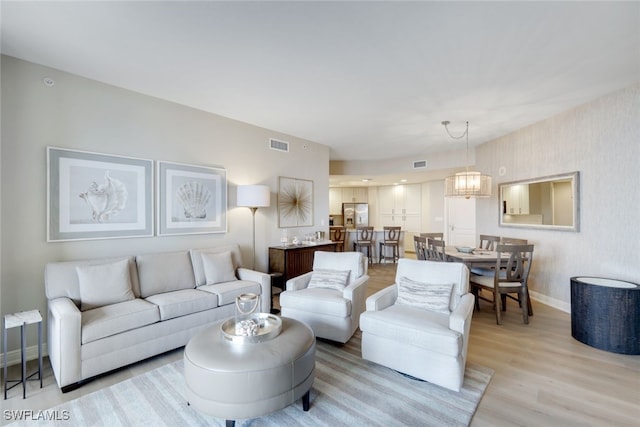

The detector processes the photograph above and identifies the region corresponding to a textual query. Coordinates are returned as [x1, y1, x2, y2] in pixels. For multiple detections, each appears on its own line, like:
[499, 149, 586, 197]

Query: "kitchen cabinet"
[341, 187, 368, 203]
[330, 187, 368, 215]
[503, 184, 530, 215]
[329, 188, 343, 215]
[378, 184, 421, 232]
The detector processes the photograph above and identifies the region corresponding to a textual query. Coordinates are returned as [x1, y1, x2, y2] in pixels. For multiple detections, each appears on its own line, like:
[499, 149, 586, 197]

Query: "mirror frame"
[499, 171, 580, 232]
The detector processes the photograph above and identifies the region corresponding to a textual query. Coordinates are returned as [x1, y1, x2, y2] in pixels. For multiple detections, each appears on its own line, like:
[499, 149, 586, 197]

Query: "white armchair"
[360, 259, 474, 391]
[279, 251, 369, 343]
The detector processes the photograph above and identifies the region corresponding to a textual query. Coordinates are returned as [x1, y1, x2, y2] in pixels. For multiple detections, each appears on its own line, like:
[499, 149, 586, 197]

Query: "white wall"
[475, 83, 640, 311]
[0, 56, 330, 351]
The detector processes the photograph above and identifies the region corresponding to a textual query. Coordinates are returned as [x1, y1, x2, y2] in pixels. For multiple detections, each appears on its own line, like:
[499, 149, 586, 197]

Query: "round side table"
[570, 276, 640, 355]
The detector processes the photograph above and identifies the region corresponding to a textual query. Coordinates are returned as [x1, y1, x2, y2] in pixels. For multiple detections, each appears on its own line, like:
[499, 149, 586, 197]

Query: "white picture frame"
[47, 147, 154, 242]
[157, 161, 227, 235]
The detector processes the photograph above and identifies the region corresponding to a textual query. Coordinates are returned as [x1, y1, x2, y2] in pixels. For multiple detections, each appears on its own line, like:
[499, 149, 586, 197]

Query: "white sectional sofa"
[44, 244, 271, 391]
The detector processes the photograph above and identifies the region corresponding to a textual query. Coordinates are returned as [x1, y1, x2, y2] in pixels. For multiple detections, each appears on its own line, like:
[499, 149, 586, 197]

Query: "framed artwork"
[47, 147, 154, 242]
[278, 176, 313, 227]
[157, 161, 227, 235]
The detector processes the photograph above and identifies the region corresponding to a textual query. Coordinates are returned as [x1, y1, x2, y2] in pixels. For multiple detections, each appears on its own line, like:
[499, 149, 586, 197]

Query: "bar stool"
[3, 310, 43, 399]
[330, 226, 347, 252]
[379, 226, 401, 263]
[353, 226, 374, 264]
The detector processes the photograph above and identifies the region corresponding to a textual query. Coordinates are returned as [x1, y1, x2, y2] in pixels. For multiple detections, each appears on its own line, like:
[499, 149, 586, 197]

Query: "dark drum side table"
[570, 276, 640, 355]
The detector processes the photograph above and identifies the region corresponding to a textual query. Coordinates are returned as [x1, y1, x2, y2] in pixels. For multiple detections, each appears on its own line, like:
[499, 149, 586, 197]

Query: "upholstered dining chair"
[279, 251, 369, 343]
[469, 244, 534, 324]
[360, 259, 473, 391]
[353, 226, 374, 264]
[378, 226, 401, 263]
[413, 235, 427, 260]
[330, 226, 347, 252]
[426, 238, 447, 262]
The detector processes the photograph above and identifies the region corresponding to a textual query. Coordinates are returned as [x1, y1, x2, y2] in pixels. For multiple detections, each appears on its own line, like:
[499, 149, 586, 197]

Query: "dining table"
[444, 246, 510, 269]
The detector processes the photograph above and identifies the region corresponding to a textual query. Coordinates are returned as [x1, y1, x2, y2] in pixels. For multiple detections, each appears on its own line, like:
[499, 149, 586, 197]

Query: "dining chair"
[426, 238, 447, 262]
[501, 237, 528, 245]
[353, 226, 374, 264]
[479, 234, 500, 250]
[379, 226, 401, 263]
[420, 232, 444, 240]
[469, 244, 534, 324]
[470, 234, 502, 278]
[413, 235, 427, 260]
[330, 226, 347, 252]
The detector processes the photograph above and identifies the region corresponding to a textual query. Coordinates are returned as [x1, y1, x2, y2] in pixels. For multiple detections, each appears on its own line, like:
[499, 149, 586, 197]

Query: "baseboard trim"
[530, 291, 570, 313]
[0, 343, 48, 367]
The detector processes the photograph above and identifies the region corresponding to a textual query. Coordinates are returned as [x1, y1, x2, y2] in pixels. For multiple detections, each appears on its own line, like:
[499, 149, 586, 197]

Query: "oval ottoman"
[184, 317, 315, 426]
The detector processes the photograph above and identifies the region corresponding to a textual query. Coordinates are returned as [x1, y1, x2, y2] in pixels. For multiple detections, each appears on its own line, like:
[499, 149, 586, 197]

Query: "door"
[445, 197, 476, 247]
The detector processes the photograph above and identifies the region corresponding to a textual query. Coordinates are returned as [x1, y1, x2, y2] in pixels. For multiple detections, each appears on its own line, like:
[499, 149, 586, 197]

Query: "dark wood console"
[268, 242, 337, 286]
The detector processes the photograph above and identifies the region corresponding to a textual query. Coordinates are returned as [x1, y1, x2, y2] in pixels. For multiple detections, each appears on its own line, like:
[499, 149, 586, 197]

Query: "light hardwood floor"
[2, 262, 639, 426]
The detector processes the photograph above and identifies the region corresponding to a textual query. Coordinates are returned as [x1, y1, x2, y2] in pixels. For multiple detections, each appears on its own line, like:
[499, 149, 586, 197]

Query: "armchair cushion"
[360, 304, 461, 357]
[280, 287, 351, 317]
[76, 259, 135, 311]
[312, 251, 365, 284]
[307, 269, 350, 291]
[396, 276, 453, 315]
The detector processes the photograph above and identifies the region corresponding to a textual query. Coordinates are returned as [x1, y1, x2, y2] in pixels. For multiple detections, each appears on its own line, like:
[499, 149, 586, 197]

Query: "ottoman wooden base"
[184, 317, 316, 425]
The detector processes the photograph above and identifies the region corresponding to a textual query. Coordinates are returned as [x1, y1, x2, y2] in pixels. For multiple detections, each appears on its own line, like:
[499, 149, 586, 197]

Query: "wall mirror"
[499, 171, 580, 231]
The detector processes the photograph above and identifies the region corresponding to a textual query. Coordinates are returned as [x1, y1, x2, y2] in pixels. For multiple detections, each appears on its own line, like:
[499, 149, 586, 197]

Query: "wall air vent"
[413, 160, 427, 169]
[269, 138, 290, 152]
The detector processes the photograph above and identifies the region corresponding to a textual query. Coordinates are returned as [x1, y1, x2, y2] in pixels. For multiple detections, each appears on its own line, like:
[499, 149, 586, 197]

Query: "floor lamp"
[237, 185, 271, 270]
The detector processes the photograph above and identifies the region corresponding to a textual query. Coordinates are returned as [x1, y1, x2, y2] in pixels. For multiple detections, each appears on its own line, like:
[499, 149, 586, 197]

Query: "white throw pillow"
[396, 276, 454, 314]
[76, 259, 134, 311]
[307, 269, 350, 292]
[202, 251, 237, 285]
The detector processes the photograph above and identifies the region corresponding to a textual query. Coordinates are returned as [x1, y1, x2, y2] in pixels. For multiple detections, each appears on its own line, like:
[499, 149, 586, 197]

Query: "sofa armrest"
[449, 293, 475, 334]
[285, 272, 313, 291]
[365, 285, 397, 312]
[236, 268, 272, 313]
[47, 297, 82, 388]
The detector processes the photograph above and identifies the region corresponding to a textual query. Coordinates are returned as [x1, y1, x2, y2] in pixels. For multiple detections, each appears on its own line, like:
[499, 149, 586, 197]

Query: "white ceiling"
[2, 1, 639, 182]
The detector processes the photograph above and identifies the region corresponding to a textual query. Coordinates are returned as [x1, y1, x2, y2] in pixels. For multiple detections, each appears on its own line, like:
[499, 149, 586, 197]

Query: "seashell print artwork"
[79, 171, 128, 223]
[176, 181, 212, 219]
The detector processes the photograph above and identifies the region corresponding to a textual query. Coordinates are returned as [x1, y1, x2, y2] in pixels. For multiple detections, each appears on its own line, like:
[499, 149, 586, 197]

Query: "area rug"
[16, 334, 492, 427]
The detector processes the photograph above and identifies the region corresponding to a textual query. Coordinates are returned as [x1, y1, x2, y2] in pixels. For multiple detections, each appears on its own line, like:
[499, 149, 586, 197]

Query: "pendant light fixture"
[442, 121, 492, 199]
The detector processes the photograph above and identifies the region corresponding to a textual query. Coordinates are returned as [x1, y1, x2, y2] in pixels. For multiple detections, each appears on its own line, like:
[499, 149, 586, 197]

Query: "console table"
[570, 276, 640, 355]
[268, 242, 337, 285]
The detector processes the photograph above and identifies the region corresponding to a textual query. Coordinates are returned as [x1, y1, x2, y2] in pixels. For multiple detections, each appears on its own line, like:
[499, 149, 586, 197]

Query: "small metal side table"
[269, 272, 283, 315]
[3, 309, 43, 399]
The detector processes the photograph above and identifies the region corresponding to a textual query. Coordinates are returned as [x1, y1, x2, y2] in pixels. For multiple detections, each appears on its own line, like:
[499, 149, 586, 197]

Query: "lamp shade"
[445, 171, 492, 199]
[237, 185, 271, 208]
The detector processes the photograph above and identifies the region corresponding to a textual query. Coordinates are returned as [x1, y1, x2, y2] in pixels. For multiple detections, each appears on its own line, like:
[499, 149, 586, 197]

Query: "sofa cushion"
[396, 276, 453, 315]
[190, 245, 243, 287]
[198, 280, 261, 306]
[145, 289, 218, 321]
[136, 251, 196, 298]
[279, 287, 351, 317]
[81, 298, 160, 344]
[307, 269, 350, 292]
[202, 251, 237, 285]
[360, 304, 461, 357]
[76, 259, 135, 311]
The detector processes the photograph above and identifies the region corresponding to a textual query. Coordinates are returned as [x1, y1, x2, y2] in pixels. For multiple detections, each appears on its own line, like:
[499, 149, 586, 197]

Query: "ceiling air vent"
[269, 138, 290, 152]
[413, 160, 427, 169]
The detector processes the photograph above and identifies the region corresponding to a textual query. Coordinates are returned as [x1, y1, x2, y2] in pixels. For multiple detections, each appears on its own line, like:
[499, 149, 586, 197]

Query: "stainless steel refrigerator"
[343, 203, 369, 229]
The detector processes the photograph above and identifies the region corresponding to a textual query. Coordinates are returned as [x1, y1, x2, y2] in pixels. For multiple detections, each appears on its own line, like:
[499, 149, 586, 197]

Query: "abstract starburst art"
[277, 177, 313, 227]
